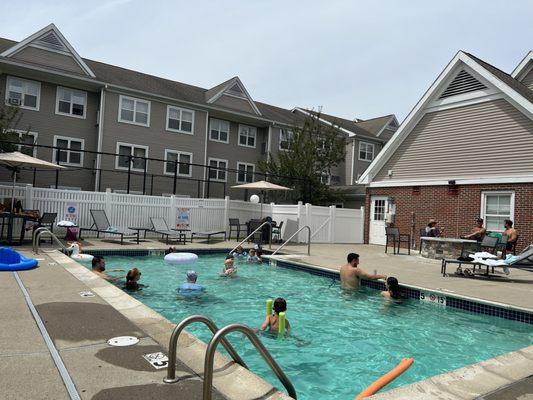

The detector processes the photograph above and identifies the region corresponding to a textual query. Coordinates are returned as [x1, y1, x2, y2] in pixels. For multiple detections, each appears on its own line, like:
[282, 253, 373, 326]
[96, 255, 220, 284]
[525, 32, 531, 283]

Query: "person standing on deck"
[340, 253, 386, 290]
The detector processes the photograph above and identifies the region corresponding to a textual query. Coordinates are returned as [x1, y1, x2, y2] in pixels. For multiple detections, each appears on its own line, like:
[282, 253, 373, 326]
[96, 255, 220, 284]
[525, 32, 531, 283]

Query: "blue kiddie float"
[0, 247, 38, 271]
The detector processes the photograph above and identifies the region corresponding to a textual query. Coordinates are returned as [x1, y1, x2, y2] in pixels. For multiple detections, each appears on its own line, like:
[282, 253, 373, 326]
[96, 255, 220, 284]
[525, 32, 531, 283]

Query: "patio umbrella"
[0, 151, 66, 209]
[231, 180, 292, 217]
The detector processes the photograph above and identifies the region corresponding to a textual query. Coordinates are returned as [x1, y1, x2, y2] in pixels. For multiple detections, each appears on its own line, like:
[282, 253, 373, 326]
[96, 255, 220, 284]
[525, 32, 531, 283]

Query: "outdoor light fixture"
[448, 180, 456, 185]
[250, 194, 260, 203]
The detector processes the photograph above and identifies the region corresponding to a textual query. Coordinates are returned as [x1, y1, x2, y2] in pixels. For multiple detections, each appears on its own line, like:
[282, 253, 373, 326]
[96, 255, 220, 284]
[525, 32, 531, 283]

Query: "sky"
[1, 0, 531, 122]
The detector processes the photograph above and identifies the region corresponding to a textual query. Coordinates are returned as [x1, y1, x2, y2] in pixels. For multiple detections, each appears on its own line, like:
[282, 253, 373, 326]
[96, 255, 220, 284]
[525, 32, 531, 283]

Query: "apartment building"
[0, 24, 396, 205]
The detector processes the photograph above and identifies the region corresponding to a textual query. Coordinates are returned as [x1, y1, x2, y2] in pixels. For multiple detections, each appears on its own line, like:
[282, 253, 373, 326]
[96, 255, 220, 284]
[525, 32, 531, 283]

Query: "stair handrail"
[271, 225, 311, 256]
[32, 227, 69, 254]
[228, 221, 272, 254]
[164, 315, 247, 383]
[203, 323, 297, 400]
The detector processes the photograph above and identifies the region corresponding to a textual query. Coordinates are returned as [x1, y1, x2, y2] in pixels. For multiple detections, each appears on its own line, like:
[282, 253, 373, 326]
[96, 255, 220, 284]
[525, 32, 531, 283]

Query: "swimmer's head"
[127, 268, 141, 282]
[273, 297, 287, 314]
[226, 254, 234, 260]
[249, 249, 256, 256]
[347, 253, 359, 266]
[186, 270, 198, 283]
[92, 256, 105, 271]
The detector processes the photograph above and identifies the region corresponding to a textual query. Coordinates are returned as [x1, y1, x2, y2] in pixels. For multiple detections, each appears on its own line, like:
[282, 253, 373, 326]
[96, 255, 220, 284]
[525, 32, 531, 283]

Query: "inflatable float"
[0, 247, 38, 271]
[67, 243, 94, 262]
[176, 282, 205, 297]
[164, 252, 198, 265]
[265, 299, 286, 336]
[355, 358, 414, 399]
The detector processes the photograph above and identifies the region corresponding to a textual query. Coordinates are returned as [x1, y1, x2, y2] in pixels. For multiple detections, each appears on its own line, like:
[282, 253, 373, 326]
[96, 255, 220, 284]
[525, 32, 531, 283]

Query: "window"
[164, 150, 192, 177]
[56, 87, 87, 118]
[118, 95, 150, 126]
[481, 192, 514, 232]
[115, 142, 148, 172]
[279, 129, 293, 150]
[208, 158, 227, 182]
[5, 76, 41, 110]
[238, 124, 257, 148]
[166, 106, 194, 134]
[12, 130, 37, 157]
[209, 118, 230, 143]
[359, 142, 375, 161]
[320, 174, 331, 185]
[236, 162, 254, 183]
[53, 136, 84, 166]
[373, 199, 386, 221]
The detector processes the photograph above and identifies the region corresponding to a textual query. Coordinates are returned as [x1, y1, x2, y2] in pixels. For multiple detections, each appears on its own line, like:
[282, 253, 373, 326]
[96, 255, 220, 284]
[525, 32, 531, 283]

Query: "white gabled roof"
[205, 76, 262, 116]
[512, 50, 533, 80]
[358, 51, 533, 185]
[0, 23, 96, 78]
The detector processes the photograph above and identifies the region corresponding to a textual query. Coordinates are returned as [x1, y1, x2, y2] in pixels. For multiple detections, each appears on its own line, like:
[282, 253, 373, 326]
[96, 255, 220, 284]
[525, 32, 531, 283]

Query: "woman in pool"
[125, 268, 142, 291]
[381, 277, 402, 300]
[260, 297, 291, 334]
[222, 255, 237, 276]
[165, 247, 176, 255]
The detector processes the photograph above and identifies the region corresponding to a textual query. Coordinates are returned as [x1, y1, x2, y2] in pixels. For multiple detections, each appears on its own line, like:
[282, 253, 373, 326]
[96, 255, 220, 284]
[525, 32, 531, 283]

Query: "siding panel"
[374, 99, 533, 181]
[212, 95, 256, 115]
[12, 46, 86, 76]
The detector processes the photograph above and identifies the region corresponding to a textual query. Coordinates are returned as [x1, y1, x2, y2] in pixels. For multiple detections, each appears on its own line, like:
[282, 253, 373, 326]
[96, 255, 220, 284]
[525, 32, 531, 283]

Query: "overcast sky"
[1, 0, 531, 121]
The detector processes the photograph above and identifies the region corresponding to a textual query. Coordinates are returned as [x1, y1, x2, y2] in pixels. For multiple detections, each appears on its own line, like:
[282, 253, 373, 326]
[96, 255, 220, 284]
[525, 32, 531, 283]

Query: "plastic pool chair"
[79, 210, 139, 245]
[148, 217, 186, 244]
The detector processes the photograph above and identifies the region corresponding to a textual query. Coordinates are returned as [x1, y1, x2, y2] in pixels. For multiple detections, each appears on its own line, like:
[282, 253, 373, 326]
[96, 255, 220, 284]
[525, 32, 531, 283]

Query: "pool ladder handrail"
[271, 225, 311, 256]
[228, 221, 272, 255]
[164, 315, 297, 400]
[164, 315, 247, 383]
[32, 227, 69, 255]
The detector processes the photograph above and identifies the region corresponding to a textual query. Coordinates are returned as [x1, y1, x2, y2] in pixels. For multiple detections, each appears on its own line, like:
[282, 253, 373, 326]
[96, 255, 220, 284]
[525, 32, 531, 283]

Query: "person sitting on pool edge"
[177, 270, 205, 296]
[125, 268, 142, 291]
[260, 297, 291, 334]
[381, 277, 403, 300]
[340, 253, 386, 290]
[91, 256, 124, 282]
[222, 255, 237, 276]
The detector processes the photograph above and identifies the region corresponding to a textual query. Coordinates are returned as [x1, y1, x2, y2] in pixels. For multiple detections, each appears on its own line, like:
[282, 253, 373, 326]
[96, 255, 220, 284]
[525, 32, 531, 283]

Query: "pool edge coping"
[46, 250, 293, 400]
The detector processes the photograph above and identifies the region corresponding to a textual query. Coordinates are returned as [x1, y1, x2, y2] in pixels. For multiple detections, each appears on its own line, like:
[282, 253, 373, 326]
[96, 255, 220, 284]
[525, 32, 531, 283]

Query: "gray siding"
[99, 91, 207, 196]
[12, 46, 86, 76]
[212, 95, 257, 115]
[344, 140, 354, 185]
[353, 138, 381, 182]
[521, 67, 533, 90]
[0, 74, 99, 190]
[374, 99, 533, 181]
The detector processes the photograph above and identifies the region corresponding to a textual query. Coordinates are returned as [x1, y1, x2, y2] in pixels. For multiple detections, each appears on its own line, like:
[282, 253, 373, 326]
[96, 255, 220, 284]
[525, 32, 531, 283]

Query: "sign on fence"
[176, 208, 190, 229]
[64, 202, 79, 222]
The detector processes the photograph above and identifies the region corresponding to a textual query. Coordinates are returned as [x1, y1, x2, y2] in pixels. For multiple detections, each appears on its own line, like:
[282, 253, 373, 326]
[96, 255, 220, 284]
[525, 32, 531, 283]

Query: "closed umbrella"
[0, 151, 66, 209]
[231, 180, 292, 217]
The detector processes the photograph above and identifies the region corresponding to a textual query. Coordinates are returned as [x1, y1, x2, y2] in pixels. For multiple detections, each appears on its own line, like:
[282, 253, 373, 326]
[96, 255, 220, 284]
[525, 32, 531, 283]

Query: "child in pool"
[381, 277, 403, 299]
[223, 255, 237, 276]
[247, 249, 261, 263]
[125, 268, 142, 291]
[260, 297, 291, 334]
[232, 245, 247, 258]
[165, 247, 176, 255]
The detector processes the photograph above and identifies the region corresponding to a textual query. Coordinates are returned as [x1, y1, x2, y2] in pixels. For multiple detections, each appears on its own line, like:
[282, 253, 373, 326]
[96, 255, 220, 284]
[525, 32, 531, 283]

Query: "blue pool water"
[99, 254, 533, 400]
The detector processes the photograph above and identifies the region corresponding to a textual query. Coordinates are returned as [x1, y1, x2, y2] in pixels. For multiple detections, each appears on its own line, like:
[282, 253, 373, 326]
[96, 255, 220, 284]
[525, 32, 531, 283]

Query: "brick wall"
[364, 183, 533, 252]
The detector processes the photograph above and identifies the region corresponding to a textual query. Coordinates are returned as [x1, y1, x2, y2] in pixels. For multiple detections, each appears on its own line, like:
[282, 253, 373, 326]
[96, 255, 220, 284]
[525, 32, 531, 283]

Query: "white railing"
[1, 185, 364, 243]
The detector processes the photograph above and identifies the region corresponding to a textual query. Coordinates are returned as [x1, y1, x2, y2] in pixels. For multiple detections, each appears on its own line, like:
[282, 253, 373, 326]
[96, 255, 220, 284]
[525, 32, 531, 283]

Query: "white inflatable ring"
[71, 254, 94, 262]
[164, 252, 198, 265]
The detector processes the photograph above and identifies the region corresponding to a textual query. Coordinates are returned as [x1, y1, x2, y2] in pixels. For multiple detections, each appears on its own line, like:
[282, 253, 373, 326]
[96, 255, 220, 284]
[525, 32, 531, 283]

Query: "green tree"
[0, 105, 23, 152]
[259, 112, 347, 205]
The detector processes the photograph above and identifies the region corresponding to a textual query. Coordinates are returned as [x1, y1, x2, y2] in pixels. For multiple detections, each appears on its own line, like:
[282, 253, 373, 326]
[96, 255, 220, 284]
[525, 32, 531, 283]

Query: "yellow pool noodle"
[278, 312, 286, 336]
[266, 299, 273, 316]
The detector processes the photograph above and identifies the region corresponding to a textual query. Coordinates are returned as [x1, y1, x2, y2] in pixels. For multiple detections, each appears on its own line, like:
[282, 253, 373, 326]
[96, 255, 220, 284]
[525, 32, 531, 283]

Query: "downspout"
[202, 111, 209, 197]
[94, 85, 107, 192]
[350, 139, 355, 185]
[267, 125, 272, 162]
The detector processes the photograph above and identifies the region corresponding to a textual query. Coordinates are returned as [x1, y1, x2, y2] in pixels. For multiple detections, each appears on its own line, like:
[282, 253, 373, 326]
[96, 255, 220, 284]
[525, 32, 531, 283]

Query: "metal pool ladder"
[164, 315, 297, 400]
[271, 225, 311, 256]
[32, 227, 69, 254]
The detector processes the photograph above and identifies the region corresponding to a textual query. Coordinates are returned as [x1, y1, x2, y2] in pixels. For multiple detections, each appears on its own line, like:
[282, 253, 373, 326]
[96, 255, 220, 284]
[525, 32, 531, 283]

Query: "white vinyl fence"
[0, 185, 363, 244]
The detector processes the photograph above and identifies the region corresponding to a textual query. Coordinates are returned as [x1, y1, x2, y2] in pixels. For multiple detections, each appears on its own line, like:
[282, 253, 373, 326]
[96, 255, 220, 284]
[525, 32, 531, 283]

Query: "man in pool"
[340, 253, 386, 290]
[91, 256, 124, 281]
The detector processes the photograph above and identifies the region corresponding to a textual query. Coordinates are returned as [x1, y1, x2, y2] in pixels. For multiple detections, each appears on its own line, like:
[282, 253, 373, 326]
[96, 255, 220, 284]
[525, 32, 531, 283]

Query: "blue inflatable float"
[0, 247, 39, 271]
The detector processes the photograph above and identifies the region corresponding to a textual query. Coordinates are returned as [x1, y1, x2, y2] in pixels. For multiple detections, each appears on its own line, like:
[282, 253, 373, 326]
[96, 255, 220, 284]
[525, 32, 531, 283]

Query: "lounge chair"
[191, 230, 227, 243]
[148, 217, 187, 244]
[79, 210, 139, 245]
[441, 245, 533, 277]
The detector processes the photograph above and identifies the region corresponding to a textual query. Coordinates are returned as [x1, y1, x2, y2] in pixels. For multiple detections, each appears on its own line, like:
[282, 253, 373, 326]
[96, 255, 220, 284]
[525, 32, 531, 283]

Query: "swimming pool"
[98, 253, 533, 400]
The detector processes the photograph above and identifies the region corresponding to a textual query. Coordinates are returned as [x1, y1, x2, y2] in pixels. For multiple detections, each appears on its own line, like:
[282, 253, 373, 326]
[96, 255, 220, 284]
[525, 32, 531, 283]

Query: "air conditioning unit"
[8, 98, 21, 106]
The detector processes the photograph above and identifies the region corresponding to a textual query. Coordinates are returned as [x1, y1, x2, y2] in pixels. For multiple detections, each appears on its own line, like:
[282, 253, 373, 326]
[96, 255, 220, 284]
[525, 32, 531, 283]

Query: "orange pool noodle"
[355, 358, 414, 400]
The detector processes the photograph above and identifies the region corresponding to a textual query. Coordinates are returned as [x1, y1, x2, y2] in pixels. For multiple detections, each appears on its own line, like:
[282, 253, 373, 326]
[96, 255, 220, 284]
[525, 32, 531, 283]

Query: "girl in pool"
[247, 248, 262, 263]
[381, 277, 403, 300]
[125, 268, 142, 291]
[260, 297, 291, 334]
[222, 255, 237, 277]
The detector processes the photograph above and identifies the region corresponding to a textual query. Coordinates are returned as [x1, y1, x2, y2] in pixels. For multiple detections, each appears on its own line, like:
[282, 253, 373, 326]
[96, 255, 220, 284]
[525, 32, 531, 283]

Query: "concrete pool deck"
[3, 238, 532, 399]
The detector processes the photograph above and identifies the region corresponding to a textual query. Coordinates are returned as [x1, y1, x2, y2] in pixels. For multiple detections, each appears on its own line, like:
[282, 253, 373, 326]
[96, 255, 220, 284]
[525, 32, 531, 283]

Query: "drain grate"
[107, 336, 139, 347]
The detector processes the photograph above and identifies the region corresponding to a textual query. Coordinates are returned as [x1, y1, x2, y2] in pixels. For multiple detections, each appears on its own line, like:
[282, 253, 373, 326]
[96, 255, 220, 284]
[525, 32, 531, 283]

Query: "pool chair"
[385, 227, 410, 255]
[441, 244, 533, 277]
[79, 210, 139, 245]
[148, 217, 187, 245]
[229, 218, 247, 240]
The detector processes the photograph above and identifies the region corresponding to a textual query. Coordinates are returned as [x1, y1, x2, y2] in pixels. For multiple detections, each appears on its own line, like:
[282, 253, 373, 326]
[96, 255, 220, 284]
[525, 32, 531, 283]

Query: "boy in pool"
[247, 248, 261, 263]
[223, 255, 237, 276]
[260, 297, 291, 334]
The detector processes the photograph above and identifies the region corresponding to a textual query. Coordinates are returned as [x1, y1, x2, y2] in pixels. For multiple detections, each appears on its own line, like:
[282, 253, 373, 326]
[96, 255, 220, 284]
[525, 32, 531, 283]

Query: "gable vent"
[438, 69, 487, 99]
[226, 83, 245, 97]
[34, 31, 68, 52]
